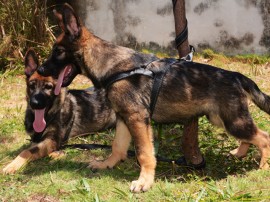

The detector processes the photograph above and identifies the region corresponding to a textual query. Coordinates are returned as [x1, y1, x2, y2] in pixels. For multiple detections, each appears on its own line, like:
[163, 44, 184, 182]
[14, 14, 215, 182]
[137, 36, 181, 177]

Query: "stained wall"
[74, 0, 270, 55]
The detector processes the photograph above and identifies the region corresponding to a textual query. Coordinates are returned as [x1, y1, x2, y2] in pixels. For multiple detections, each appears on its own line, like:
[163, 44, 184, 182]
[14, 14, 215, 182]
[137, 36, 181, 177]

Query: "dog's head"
[25, 49, 61, 133]
[38, 3, 81, 91]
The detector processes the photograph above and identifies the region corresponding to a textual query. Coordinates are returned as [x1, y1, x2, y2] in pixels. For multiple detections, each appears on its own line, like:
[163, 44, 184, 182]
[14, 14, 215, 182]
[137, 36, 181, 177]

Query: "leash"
[62, 143, 205, 168]
[175, 19, 188, 49]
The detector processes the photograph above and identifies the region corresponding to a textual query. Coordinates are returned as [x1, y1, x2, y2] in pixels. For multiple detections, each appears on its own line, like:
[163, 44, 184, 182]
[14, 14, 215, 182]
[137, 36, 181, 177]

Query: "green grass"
[1, 53, 270, 201]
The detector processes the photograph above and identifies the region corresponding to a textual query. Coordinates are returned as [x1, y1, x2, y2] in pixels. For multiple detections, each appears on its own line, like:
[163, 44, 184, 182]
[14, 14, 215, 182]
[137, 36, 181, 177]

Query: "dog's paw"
[259, 160, 270, 170]
[88, 159, 113, 170]
[2, 162, 21, 174]
[130, 175, 154, 193]
[49, 151, 65, 159]
[230, 147, 247, 158]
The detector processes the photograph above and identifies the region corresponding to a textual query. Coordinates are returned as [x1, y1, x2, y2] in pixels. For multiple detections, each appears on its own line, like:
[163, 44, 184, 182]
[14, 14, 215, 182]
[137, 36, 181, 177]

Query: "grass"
[1, 52, 270, 201]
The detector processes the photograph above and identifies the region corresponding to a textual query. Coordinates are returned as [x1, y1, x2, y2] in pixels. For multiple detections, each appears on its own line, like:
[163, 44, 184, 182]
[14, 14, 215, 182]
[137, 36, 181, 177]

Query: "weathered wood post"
[172, 0, 204, 166]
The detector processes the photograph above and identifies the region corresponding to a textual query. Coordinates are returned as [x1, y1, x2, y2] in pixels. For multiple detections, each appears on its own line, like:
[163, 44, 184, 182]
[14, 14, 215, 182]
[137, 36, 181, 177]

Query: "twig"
[0, 24, 5, 38]
[45, 23, 56, 40]
[18, 49, 24, 59]
[17, 36, 45, 46]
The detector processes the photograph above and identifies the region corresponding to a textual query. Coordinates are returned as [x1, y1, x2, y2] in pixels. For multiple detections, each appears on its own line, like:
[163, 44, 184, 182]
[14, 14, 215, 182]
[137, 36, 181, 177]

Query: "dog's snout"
[30, 93, 47, 109]
[37, 65, 45, 75]
[37, 65, 50, 77]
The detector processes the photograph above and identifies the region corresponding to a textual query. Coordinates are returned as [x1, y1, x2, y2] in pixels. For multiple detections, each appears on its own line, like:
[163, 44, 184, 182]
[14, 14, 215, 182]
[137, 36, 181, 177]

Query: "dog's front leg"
[127, 114, 156, 193]
[2, 138, 57, 174]
[89, 118, 132, 169]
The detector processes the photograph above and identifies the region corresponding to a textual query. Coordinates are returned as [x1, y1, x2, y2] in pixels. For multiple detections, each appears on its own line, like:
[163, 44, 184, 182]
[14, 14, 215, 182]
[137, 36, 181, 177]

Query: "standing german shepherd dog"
[2, 49, 116, 174]
[38, 4, 270, 192]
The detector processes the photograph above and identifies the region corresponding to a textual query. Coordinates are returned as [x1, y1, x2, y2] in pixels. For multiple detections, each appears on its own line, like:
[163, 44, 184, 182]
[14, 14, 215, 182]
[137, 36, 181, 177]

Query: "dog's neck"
[77, 27, 155, 81]
[49, 88, 67, 115]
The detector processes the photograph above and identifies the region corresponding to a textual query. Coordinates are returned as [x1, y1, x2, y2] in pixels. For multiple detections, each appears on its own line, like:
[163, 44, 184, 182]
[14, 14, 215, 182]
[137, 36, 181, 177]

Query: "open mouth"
[54, 64, 77, 95]
[33, 109, 46, 133]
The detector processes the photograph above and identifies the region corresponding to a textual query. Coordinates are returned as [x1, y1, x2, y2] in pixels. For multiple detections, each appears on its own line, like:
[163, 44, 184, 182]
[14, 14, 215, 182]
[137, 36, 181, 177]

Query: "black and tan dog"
[38, 4, 270, 192]
[2, 49, 116, 174]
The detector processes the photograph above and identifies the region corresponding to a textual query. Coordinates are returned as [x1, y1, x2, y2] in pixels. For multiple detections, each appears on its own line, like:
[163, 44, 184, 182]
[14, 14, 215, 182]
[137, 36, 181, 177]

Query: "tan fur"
[80, 28, 135, 79]
[247, 129, 270, 169]
[89, 119, 132, 169]
[3, 139, 57, 174]
[129, 120, 156, 192]
[230, 142, 250, 158]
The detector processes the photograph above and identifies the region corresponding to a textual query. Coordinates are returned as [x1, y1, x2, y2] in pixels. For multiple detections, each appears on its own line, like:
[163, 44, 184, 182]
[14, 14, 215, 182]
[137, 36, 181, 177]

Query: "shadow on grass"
[8, 144, 260, 185]
[2, 122, 261, 184]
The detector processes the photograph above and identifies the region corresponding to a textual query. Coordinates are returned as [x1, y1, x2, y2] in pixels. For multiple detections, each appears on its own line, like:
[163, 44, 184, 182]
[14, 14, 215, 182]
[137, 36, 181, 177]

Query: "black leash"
[62, 143, 205, 168]
[175, 19, 188, 49]
[172, 0, 189, 49]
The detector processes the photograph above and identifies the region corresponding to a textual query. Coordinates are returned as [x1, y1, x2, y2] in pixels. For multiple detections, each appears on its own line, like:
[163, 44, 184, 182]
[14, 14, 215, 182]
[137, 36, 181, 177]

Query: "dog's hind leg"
[223, 112, 270, 170]
[247, 129, 270, 169]
[230, 142, 250, 158]
[88, 118, 132, 169]
[2, 138, 57, 174]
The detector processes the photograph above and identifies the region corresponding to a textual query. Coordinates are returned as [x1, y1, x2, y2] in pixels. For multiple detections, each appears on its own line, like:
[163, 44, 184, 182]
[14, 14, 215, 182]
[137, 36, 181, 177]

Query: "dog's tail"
[239, 73, 270, 115]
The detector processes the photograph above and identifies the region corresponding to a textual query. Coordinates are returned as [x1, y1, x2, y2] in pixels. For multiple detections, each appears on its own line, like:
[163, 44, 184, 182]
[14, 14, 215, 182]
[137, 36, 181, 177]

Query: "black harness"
[101, 58, 177, 116]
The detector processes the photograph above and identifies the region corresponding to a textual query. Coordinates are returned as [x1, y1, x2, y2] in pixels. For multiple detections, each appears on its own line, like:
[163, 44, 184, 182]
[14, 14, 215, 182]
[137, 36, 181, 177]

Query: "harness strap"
[103, 67, 153, 89]
[149, 59, 176, 116]
[101, 59, 177, 116]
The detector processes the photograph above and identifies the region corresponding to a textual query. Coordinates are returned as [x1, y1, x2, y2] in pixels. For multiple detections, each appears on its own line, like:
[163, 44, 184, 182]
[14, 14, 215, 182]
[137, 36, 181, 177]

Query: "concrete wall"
[74, 0, 270, 55]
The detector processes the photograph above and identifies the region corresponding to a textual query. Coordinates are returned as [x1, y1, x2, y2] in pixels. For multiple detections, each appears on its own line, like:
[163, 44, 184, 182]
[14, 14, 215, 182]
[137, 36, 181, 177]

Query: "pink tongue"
[33, 109, 46, 133]
[54, 67, 67, 95]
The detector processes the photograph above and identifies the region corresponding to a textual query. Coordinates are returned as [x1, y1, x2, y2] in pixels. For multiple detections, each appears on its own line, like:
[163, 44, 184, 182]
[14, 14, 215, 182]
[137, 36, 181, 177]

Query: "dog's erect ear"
[53, 8, 65, 31]
[55, 3, 81, 40]
[24, 49, 39, 77]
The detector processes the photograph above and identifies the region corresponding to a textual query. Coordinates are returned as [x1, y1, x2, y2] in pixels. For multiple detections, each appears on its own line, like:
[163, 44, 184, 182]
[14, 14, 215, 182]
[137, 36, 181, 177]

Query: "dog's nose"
[30, 94, 47, 109]
[37, 65, 50, 76]
[37, 65, 45, 74]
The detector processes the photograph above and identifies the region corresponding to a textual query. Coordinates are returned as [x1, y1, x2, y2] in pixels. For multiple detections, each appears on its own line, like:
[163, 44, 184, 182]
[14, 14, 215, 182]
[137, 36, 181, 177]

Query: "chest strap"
[103, 67, 154, 90]
[149, 62, 173, 117]
[101, 59, 176, 116]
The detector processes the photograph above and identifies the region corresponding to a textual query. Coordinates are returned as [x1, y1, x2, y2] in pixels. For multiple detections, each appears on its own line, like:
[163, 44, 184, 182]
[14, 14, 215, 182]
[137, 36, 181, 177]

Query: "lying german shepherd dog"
[37, 4, 270, 192]
[2, 49, 116, 174]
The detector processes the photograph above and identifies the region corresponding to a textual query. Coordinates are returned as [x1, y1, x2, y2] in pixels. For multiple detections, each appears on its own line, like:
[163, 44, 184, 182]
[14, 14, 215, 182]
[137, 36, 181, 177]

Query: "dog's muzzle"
[37, 65, 52, 77]
[30, 93, 47, 109]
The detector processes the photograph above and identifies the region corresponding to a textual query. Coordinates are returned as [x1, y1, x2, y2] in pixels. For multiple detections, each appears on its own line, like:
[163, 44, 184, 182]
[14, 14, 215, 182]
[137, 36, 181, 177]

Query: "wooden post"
[172, 0, 204, 166]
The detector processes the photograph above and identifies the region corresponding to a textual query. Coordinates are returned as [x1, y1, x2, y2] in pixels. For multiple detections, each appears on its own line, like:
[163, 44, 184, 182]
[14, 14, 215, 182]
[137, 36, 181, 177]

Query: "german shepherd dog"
[2, 49, 116, 174]
[38, 4, 270, 192]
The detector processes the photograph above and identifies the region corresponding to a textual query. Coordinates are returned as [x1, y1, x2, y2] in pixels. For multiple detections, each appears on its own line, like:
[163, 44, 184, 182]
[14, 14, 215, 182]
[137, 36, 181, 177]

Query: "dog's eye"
[45, 84, 53, 90]
[55, 48, 65, 56]
[29, 82, 35, 90]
